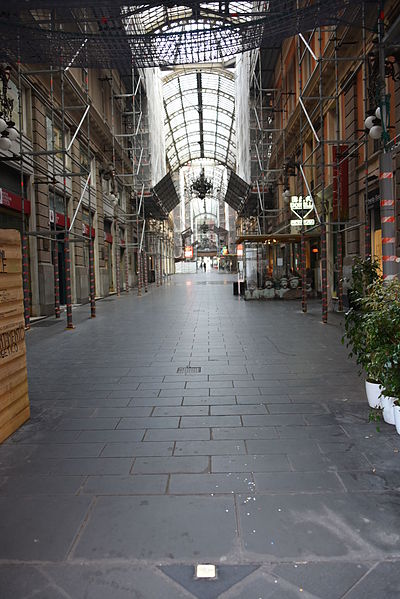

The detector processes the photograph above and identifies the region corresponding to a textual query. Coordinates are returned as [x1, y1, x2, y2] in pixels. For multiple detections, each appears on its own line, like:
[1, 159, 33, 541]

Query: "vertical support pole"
[49, 64, 60, 318]
[22, 235, 30, 328]
[125, 248, 129, 292]
[337, 228, 343, 310]
[137, 250, 142, 296]
[61, 68, 74, 329]
[380, 152, 396, 281]
[18, 56, 30, 329]
[297, 29, 307, 314]
[53, 239, 61, 318]
[156, 234, 160, 287]
[301, 233, 307, 313]
[85, 81, 95, 318]
[319, 29, 328, 323]
[144, 250, 148, 292]
[378, 4, 397, 282]
[64, 231, 74, 329]
[334, 30, 343, 312]
[159, 235, 163, 285]
[115, 227, 121, 296]
[362, 1, 371, 258]
[89, 237, 96, 316]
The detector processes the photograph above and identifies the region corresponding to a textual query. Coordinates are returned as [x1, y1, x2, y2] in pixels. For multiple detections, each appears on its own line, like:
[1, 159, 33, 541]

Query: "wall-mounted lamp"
[0, 63, 17, 152]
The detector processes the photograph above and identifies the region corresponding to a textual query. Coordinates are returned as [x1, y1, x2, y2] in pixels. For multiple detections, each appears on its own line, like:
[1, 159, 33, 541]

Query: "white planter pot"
[365, 380, 382, 409]
[381, 395, 395, 425]
[394, 405, 400, 435]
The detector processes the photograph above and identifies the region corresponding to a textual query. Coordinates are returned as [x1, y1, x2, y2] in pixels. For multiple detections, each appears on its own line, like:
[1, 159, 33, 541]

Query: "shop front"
[236, 233, 319, 300]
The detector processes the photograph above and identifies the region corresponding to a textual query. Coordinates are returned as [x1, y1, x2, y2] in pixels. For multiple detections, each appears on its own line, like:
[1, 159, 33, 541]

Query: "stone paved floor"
[1, 271, 400, 598]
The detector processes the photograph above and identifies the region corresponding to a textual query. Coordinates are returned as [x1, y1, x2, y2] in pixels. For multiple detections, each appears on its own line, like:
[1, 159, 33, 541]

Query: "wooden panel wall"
[0, 229, 30, 443]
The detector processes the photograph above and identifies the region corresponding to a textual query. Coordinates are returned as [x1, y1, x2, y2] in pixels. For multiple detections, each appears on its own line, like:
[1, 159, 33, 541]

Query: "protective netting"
[0, 1, 363, 68]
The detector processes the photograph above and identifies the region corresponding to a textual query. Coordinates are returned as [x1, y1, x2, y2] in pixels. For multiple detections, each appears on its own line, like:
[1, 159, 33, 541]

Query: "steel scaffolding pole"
[17, 53, 30, 329]
[334, 29, 344, 312]
[143, 250, 148, 292]
[83, 57, 96, 318]
[115, 219, 121, 297]
[60, 67, 74, 329]
[319, 29, 328, 324]
[362, 1, 371, 259]
[378, 3, 397, 282]
[297, 30, 307, 314]
[49, 63, 61, 319]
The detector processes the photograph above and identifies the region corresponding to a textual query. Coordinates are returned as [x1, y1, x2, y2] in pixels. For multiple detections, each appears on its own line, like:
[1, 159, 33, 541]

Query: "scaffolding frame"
[16, 57, 94, 329]
[250, 48, 285, 236]
[295, 6, 369, 322]
[13, 10, 143, 328]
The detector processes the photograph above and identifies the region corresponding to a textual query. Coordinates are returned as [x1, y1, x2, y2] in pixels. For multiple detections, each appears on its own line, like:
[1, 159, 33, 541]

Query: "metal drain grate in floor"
[177, 367, 202, 374]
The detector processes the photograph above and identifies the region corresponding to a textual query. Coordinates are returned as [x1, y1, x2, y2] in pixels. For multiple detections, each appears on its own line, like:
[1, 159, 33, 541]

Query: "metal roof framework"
[0, 1, 365, 69]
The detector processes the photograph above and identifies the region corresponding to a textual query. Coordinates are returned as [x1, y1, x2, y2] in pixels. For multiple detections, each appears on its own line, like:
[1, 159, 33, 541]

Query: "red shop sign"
[82, 223, 95, 238]
[51, 210, 71, 229]
[0, 188, 31, 215]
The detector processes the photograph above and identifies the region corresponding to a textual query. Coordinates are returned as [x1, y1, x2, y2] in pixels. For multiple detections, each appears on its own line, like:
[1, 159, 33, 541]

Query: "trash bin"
[233, 281, 238, 295]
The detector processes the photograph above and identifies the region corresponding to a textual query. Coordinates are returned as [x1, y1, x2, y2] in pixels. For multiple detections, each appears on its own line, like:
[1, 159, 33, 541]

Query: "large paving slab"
[1, 272, 400, 597]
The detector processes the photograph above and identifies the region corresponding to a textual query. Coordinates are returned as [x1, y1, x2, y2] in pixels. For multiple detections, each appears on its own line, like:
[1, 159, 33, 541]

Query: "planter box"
[0, 229, 30, 443]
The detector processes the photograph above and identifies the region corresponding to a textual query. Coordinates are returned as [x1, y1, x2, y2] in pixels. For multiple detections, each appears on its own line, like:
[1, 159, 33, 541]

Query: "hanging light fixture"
[0, 115, 7, 133]
[364, 115, 376, 129]
[365, 103, 384, 141]
[369, 125, 383, 139]
[0, 134, 11, 151]
[6, 122, 18, 141]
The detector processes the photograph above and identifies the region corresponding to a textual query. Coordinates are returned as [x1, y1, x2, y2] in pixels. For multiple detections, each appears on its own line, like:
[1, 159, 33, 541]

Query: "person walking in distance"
[203, 262, 207, 273]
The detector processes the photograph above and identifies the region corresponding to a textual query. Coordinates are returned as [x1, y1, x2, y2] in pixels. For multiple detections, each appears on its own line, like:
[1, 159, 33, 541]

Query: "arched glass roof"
[163, 69, 236, 171]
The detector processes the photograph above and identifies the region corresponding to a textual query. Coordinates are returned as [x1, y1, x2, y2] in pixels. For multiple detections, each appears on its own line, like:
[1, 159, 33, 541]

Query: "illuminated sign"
[184, 245, 193, 259]
[237, 244, 243, 257]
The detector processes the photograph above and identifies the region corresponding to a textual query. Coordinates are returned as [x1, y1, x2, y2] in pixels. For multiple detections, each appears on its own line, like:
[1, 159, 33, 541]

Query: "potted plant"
[343, 257, 382, 408]
[362, 279, 400, 426]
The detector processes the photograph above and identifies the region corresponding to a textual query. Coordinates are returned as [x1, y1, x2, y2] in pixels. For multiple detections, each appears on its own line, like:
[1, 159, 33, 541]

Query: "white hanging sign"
[290, 195, 315, 227]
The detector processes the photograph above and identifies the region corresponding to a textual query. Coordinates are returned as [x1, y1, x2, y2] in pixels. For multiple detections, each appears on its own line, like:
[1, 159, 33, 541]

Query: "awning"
[152, 172, 180, 216]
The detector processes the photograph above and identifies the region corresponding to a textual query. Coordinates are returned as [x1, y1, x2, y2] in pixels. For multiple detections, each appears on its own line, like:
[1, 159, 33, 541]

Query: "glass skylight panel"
[163, 68, 236, 169]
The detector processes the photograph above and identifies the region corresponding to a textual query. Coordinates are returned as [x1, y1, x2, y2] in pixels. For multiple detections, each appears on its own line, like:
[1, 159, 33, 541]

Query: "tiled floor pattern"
[1, 272, 400, 598]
